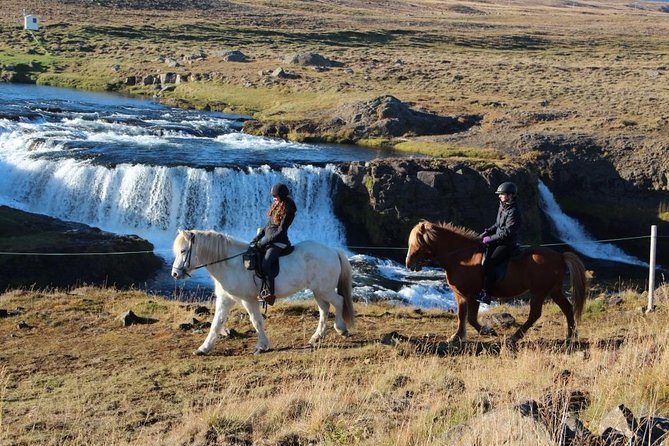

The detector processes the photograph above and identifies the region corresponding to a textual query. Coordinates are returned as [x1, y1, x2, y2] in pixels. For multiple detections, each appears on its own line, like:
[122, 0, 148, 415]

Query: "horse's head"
[172, 230, 196, 279]
[406, 222, 435, 272]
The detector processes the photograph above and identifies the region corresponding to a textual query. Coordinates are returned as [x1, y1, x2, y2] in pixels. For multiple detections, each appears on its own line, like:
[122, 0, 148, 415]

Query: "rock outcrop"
[0, 206, 162, 289]
[333, 159, 541, 254]
[244, 95, 482, 143]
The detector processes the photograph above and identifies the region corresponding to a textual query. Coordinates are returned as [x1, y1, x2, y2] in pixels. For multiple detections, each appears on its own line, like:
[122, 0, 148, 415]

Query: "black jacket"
[485, 199, 522, 246]
[253, 198, 296, 247]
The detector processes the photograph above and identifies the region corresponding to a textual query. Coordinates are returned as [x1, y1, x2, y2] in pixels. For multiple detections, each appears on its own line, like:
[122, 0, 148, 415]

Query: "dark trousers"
[261, 244, 284, 295]
[483, 244, 515, 292]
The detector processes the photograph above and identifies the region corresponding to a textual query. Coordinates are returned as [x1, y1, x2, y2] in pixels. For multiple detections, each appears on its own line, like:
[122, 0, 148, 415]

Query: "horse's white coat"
[172, 230, 354, 354]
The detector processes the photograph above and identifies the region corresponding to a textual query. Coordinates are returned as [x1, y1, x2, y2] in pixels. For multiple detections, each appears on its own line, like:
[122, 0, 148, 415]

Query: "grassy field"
[1, 284, 668, 445]
[1, 0, 667, 144]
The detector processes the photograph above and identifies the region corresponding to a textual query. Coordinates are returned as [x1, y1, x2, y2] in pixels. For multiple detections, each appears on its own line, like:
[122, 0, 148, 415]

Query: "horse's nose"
[171, 270, 179, 279]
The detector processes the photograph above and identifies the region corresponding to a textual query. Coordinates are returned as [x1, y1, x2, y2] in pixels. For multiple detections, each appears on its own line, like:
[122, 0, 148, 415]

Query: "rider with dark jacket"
[477, 181, 522, 304]
[250, 183, 297, 305]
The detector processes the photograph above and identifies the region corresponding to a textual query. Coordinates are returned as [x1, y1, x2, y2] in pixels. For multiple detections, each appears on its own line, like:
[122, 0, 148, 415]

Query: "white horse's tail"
[337, 250, 355, 327]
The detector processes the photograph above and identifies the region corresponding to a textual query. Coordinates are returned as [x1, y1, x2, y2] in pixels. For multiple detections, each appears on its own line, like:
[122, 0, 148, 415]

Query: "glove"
[249, 241, 257, 249]
[479, 229, 492, 238]
[482, 236, 492, 245]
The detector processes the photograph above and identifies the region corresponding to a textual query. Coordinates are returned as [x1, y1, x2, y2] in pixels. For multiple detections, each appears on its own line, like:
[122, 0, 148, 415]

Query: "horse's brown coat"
[406, 221, 587, 346]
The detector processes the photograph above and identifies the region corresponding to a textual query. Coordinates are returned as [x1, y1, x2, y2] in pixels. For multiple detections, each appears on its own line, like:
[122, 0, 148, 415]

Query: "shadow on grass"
[380, 331, 626, 357]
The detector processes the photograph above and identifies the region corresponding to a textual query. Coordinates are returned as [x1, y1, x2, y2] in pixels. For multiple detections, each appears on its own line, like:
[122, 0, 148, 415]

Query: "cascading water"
[538, 181, 647, 266]
[0, 84, 454, 308]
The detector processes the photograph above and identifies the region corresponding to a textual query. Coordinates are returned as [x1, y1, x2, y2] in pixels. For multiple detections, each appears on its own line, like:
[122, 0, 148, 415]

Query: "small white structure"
[24, 15, 39, 31]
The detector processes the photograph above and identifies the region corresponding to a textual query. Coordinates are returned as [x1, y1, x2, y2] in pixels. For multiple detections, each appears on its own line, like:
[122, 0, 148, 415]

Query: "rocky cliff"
[333, 159, 543, 258]
[0, 206, 163, 289]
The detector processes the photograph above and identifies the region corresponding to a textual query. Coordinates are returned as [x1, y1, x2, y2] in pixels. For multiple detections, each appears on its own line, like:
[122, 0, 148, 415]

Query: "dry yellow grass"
[1, 284, 668, 445]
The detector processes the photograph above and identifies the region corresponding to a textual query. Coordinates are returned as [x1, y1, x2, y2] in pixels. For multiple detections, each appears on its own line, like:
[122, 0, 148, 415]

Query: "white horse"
[171, 230, 355, 354]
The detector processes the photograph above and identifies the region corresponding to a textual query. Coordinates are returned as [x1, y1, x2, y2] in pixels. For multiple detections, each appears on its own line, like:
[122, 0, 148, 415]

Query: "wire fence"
[0, 233, 666, 256]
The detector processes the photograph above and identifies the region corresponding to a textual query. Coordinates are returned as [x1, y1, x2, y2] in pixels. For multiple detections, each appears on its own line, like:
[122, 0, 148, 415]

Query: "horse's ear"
[419, 222, 426, 233]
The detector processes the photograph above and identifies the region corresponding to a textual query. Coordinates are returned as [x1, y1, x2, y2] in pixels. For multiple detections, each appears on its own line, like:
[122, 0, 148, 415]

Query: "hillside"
[1, 0, 667, 142]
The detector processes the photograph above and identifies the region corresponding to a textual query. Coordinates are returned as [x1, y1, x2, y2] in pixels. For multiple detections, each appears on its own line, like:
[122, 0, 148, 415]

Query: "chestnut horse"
[405, 221, 587, 348]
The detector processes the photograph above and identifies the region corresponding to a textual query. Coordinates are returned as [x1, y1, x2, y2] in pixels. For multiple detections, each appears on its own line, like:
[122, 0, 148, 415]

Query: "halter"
[174, 233, 246, 278]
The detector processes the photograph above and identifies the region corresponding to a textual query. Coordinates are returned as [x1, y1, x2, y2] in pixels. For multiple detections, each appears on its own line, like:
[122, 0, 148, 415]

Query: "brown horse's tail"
[563, 252, 587, 321]
[337, 250, 355, 327]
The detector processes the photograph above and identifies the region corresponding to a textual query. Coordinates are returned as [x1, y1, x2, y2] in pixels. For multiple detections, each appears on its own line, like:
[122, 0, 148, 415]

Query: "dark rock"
[601, 427, 628, 445]
[380, 331, 409, 345]
[243, 95, 481, 142]
[0, 206, 162, 289]
[222, 50, 247, 62]
[179, 317, 211, 331]
[16, 320, 32, 329]
[516, 399, 540, 419]
[283, 53, 343, 67]
[0, 309, 7, 318]
[333, 159, 541, 257]
[487, 312, 516, 328]
[618, 404, 669, 446]
[271, 67, 300, 79]
[193, 306, 210, 316]
[119, 310, 157, 327]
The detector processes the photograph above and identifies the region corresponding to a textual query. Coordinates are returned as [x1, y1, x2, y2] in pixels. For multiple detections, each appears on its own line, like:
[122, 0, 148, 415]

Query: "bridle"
[173, 232, 246, 278]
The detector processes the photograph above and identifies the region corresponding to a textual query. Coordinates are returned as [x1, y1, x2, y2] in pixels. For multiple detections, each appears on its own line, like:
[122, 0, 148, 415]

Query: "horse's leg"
[550, 287, 577, 342]
[239, 298, 270, 353]
[448, 292, 469, 343]
[508, 295, 545, 348]
[309, 294, 330, 345]
[195, 288, 234, 355]
[315, 290, 348, 339]
[467, 299, 498, 337]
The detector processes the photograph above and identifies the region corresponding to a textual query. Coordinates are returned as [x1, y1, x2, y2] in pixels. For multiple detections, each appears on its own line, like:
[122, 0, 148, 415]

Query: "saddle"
[243, 245, 294, 279]
[481, 245, 523, 285]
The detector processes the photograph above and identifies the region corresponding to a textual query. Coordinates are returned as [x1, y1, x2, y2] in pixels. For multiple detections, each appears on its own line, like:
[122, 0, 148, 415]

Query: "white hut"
[24, 15, 39, 31]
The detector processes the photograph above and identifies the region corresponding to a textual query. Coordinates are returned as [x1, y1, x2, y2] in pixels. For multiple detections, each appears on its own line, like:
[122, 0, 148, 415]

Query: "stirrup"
[475, 290, 491, 305]
[257, 289, 276, 306]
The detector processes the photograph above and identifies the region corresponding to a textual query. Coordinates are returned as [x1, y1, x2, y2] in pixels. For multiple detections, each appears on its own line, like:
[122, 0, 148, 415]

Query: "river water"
[0, 84, 648, 307]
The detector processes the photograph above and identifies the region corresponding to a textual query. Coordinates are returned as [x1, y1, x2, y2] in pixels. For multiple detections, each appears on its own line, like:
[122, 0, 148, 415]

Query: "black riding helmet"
[495, 182, 517, 195]
[271, 183, 290, 199]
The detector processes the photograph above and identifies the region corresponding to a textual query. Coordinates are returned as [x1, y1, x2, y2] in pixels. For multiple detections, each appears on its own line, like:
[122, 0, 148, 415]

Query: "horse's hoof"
[480, 325, 498, 337]
[447, 335, 464, 345]
[254, 348, 269, 355]
[504, 338, 518, 353]
[193, 349, 208, 356]
[339, 330, 350, 337]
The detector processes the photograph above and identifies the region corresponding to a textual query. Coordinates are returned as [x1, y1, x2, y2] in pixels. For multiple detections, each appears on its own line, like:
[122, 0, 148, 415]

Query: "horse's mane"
[411, 220, 479, 248]
[429, 222, 479, 241]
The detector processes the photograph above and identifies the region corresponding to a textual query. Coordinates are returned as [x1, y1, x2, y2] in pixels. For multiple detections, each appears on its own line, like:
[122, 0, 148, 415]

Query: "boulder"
[283, 53, 342, 67]
[222, 50, 248, 62]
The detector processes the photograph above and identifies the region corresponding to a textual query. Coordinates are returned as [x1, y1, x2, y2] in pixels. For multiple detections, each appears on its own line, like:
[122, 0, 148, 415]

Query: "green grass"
[394, 141, 502, 160]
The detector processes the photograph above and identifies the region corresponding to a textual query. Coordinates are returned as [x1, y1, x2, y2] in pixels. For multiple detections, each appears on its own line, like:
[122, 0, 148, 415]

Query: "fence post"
[646, 225, 657, 313]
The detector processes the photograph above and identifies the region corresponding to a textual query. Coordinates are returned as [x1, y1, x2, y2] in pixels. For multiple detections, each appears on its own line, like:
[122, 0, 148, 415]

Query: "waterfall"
[0, 156, 346, 254]
[538, 181, 647, 266]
